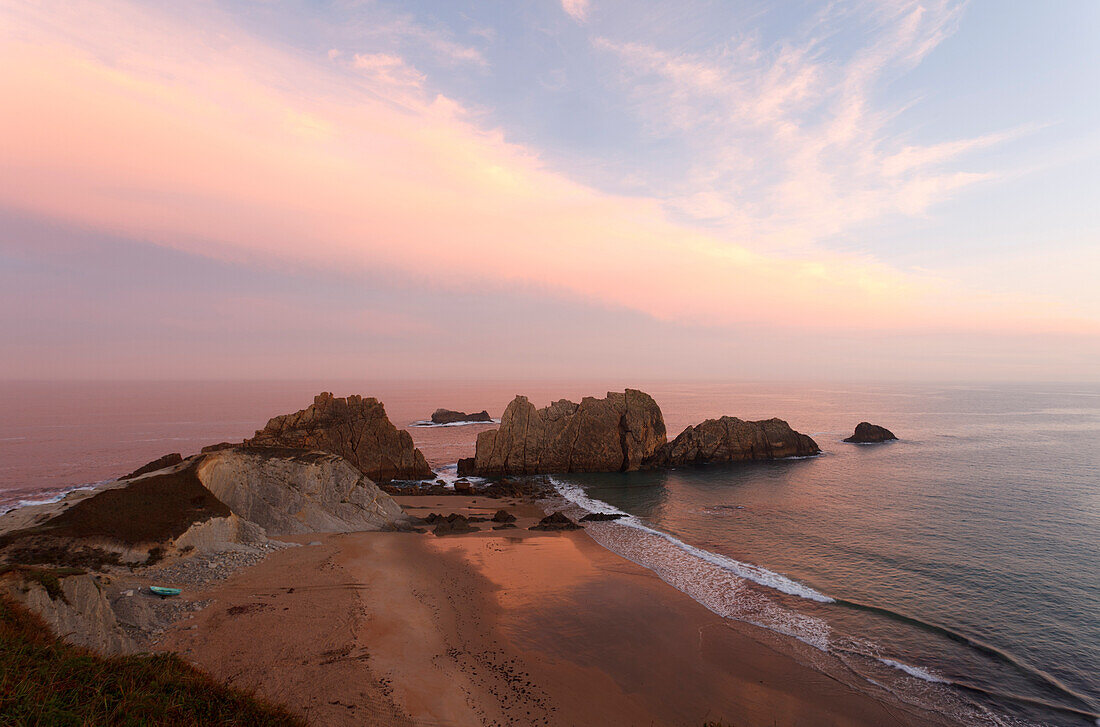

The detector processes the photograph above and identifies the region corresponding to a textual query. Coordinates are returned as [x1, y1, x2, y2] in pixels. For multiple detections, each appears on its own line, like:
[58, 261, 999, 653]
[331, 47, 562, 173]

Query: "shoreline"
[157, 495, 961, 727]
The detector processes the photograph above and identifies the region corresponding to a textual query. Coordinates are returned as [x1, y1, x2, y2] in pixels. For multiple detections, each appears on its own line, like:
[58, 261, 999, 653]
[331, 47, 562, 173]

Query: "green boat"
[149, 586, 181, 598]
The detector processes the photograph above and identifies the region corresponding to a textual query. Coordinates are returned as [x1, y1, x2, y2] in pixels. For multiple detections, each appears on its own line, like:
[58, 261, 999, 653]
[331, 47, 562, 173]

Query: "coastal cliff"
[244, 392, 433, 481]
[469, 389, 667, 475]
[0, 447, 408, 655]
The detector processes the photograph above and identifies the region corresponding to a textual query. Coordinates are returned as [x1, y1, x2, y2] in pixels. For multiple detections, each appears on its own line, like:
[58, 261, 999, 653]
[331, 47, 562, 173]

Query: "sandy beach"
[159, 496, 959, 727]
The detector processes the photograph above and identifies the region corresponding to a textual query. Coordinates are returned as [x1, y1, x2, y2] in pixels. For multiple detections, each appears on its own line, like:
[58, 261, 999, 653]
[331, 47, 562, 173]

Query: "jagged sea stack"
[468, 389, 667, 476]
[245, 392, 433, 480]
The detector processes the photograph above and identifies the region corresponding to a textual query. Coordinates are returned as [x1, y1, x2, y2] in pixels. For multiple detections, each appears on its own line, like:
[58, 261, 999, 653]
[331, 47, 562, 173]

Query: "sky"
[1, 0, 1098, 381]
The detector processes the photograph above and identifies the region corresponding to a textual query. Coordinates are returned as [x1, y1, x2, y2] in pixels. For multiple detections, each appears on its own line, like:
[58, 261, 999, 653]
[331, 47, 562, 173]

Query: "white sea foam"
[553, 478, 833, 603]
[878, 658, 949, 684]
[0, 480, 112, 516]
[414, 462, 490, 490]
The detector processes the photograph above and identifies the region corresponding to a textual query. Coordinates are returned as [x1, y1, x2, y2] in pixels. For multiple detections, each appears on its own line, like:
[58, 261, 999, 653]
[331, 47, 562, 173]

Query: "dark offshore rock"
[431, 409, 493, 425]
[647, 417, 819, 468]
[579, 512, 627, 522]
[472, 390, 666, 476]
[121, 453, 183, 480]
[844, 422, 897, 443]
[244, 392, 433, 481]
[530, 511, 582, 531]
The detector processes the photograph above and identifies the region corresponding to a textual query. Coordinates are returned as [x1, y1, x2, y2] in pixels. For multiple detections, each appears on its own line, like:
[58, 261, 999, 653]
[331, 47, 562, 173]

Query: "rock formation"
[196, 448, 407, 536]
[245, 392, 433, 481]
[530, 511, 582, 531]
[647, 417, 820, 467]
[470, 390, 666, 476]
[844, 422, 897, 443]
[121, 452, 183, 480]
[0, 570, 135, 655]
[431, 408, 493, 424]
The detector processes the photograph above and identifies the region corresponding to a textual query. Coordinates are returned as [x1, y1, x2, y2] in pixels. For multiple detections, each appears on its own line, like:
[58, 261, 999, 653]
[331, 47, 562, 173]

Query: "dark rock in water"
[432, 514, 479, 536]
[456, 457, 477, 477]
[243, 392, 433, 481]
[491, 509, 516, 523]
[844, 422, 897, 443]
[492, 523, 517, 530]
[472, 390, 666, 476]
[431, 409, 493, 425]
[121, 453, 183, 480]
[579, 512, 626, 522]
[646, 417, 819, 468]
[530, 511, 582, 531]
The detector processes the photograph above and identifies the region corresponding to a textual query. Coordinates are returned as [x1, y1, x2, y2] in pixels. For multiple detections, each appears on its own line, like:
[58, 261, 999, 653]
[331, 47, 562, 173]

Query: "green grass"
[0, 595, 304, 726]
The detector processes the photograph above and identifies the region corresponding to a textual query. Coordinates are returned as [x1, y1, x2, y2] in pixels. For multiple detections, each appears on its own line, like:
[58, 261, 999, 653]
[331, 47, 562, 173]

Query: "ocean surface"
[1, 380, 1097, 725]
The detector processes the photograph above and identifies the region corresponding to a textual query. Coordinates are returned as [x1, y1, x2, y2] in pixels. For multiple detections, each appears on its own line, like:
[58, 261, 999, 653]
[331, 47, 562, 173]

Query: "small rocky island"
[844, 422, 897, 443]
[430, 408, 493, 425]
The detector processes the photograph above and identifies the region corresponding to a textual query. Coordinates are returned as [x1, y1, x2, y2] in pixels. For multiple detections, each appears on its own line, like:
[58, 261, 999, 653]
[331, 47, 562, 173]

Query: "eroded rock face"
[0, 572, 136, 655]
[431, 409, 493, 424]
[196, 449, 407, 536]
[844, 422, 897, 443]
[471, 390, 666, 476]
[245, 392, 432, 481]
[647, 417, 819, 467]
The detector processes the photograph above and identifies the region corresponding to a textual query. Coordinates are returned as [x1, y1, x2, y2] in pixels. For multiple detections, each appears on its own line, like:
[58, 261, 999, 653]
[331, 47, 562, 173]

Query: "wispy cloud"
[0, 0, 1090, 341]
[561, 0, 590, 23]
[593, 0, 1021, 250]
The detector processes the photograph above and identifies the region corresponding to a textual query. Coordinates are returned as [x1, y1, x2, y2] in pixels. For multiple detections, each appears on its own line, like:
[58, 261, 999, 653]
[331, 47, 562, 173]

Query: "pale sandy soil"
[159, 497, 959, 727]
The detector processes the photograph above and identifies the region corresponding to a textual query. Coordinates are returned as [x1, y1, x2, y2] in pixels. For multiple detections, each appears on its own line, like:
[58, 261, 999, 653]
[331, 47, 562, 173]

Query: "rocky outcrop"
[121, 453, 183, 480]
[0, 570, 135, 655]
[196, 448, 407, 536]
[844, 422, 897, 443]
[647, 417, 819, 467]
[530, 512, 582, 531]
[471, 390, 666, 476]
[431, 409, 493, 424]
[245, 393, 432, 481]
[0, 458, 234, 568]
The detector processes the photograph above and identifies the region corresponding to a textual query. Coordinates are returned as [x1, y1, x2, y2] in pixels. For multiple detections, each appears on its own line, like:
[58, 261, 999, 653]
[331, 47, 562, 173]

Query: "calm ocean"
[2, 380, 1097, 725]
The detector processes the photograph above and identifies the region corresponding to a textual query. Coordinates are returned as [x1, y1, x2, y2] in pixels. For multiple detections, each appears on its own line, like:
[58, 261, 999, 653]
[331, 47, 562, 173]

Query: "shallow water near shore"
[2, 380, 1098, 725]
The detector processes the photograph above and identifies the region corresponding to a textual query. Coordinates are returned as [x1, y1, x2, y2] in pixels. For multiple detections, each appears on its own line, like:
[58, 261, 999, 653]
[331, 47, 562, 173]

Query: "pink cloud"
[0, 0, 1094, 340]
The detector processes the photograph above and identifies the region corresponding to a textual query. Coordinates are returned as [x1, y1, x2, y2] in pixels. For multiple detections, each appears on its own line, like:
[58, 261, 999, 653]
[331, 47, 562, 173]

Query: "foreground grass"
[0, 594, 304, 727]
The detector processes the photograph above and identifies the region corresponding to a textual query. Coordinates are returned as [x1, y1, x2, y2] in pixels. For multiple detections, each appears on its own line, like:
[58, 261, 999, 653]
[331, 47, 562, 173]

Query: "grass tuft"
[0, 595, 304, 726]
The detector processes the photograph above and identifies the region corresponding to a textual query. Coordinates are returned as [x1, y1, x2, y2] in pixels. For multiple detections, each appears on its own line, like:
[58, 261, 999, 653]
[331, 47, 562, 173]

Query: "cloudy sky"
[1, 0, 1097, 381]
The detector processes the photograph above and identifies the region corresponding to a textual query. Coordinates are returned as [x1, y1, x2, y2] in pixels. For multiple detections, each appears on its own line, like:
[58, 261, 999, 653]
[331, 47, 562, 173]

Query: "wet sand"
[160, 497, 958, 726]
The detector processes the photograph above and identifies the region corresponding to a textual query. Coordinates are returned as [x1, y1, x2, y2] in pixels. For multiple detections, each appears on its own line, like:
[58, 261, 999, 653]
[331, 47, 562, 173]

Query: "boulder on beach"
[579, 512, 627, 522]
[646, 417, 819, 468]
[431, 514, 479, 536]
[471, 390, 667, 476]
[245, 392, 433, 481]
[491, 509, 516, 523]
[431, 408, 493, 425]
[530, 511, 582, 531]
[844, 422, 897, 443]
